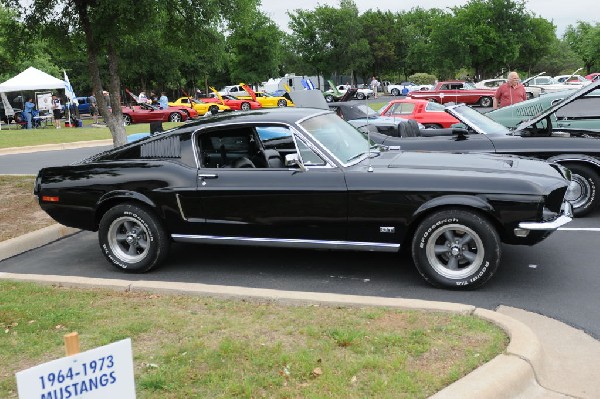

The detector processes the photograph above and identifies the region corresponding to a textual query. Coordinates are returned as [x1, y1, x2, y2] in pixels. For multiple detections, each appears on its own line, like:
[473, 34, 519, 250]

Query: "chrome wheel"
[565, 173, 592, 210]
[169, 112, 182, 122]
[107, 216, 150, 264]
[425, 224, 484, 280]
[241, 102, 251, 111]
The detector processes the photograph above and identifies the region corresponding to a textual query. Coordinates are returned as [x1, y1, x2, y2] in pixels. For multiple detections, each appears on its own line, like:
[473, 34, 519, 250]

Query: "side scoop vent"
[141, 136, 181, 158]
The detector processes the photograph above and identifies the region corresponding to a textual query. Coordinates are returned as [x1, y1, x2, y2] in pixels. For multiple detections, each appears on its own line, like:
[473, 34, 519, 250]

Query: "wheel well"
[401, 204, 505, 250]
[94, 198, 160, 231]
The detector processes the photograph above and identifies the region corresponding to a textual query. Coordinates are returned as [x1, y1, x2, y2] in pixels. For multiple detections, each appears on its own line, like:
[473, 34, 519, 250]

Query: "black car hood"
[365, 150, 568, 187]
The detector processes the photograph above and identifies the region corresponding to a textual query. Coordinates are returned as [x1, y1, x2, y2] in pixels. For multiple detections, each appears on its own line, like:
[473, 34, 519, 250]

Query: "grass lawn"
[0, 119, 184, 148]
[0, 281, 507, 398]
[0, 101, 392, 149]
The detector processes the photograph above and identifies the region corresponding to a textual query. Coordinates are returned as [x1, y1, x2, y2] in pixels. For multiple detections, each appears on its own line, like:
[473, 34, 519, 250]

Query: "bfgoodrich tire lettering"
[563, 163, 600, 217]
[411, 210, 500, 289]
[98, 203, 170, 273]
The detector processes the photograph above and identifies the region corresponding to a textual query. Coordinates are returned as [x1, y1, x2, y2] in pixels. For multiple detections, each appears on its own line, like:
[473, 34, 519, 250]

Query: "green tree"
[564, 22, 600, 74]
[514, 16, 556, 76]
[430, 0, 529, 79]
[227, 10, 283, 85]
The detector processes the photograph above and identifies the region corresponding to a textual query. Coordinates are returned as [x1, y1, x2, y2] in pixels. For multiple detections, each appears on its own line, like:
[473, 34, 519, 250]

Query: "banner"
[63, 70, 78, 105]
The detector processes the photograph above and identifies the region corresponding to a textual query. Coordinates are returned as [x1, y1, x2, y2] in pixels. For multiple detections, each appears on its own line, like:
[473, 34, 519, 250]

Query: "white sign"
[16, 338, 136, 399]
[37, 93, 52, 112]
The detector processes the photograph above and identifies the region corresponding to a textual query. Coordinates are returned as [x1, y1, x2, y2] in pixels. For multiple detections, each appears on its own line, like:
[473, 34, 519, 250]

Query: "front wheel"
[325, 94, 334, 103]
[169, 112, 182, 122]
[411, 209, 501, 289]
[479, 96, 492, 107]
[356, 92, 366, 100]
[391, 88, 400, 96]
[563, 163, 600, 217]
[240, 102, 251, 111]
[98, 203, 170, 273]
[277, 99, 287, 107]
[123, 114, 132, 125]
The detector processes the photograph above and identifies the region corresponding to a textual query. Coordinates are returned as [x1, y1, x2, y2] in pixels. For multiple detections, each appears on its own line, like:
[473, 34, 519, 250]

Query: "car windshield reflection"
[450, 105, 512, 135]
[299, 113, 374, 164]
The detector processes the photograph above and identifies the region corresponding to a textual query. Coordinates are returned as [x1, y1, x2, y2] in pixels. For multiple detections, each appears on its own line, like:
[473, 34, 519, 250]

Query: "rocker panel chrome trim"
[171, 234, 400, 252]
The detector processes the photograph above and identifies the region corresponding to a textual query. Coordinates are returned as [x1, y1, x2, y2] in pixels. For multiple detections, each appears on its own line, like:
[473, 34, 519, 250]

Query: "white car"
[218, 85, 249, 97]
[387, 82, 433, 96]
[475, 75, 544, 99]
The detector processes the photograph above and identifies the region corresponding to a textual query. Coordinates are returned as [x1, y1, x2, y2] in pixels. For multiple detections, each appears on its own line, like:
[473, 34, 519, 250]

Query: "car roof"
[174, 107, 330, 132]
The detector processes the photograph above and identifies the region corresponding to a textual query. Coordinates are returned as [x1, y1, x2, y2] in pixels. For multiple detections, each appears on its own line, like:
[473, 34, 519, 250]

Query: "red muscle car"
[121, 103, 189, 125]
[408, 81, 496, 107]
[205, 87, 262, 111]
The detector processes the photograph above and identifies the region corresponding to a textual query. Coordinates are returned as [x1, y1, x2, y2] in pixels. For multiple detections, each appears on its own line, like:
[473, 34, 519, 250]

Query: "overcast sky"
[259, 0, 596, 37]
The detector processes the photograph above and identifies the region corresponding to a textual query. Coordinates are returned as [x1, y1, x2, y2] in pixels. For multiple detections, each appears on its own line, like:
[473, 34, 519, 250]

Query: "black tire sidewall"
[479, 97, 492, 107]
[98, 203, 169, 273]
[412, 210, 500, 289]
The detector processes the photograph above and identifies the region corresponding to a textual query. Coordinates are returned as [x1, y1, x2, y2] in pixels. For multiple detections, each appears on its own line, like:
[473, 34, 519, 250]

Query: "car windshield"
[353, 104, 378, 117]
[299, 113, 374, 164]
[449, 105, 512, 135]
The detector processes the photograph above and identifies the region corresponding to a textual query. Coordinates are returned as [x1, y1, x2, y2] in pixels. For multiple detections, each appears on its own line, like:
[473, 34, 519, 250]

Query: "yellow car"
[238, 84, 294, 107]
[168, 97, 230, 116]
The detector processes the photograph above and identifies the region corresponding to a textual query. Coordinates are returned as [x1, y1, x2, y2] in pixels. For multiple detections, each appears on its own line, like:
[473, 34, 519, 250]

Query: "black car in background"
[368, 80, 600, 217]
[35, 108, 572, 289]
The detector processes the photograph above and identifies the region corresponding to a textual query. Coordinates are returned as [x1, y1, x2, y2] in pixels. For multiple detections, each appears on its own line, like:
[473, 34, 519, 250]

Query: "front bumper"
[515, 202, 573, 237]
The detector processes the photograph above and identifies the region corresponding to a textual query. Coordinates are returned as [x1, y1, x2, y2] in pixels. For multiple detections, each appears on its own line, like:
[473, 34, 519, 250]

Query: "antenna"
[366, 88, 373, 173]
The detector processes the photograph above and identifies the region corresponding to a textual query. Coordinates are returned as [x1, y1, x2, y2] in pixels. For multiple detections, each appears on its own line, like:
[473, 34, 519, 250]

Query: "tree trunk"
[74, 0, 126, 148]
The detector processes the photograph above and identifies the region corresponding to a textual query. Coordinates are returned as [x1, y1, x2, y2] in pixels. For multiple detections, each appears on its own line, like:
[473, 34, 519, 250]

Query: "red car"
[121, 103, 189, 125]
[205, 88, 262, 111]
[378, 98, 459, 129]
[408, 81, 496, 107]
[585, 73, 600, 81]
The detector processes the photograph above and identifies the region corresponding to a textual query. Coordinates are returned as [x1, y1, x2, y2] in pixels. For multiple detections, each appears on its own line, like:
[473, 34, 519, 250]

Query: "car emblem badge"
[380, 227, 395, 233]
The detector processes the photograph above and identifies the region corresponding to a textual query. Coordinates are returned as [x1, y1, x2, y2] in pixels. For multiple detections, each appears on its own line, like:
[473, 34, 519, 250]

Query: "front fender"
[413, 195, 494, 222]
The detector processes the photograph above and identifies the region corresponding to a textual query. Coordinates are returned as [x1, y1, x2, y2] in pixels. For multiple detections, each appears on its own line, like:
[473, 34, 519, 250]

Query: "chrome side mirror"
[285, 153, 307, 171]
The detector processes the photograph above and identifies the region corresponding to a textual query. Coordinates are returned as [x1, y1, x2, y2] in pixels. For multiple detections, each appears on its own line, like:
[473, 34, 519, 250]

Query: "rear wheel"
[169, 112, 182, 122]
[240, 102, 251, 111]
[563, 163, 600, 217]
[277, 99, 287, 107]
[412, 209, 501, 289]
[325, 94, 334, 103]
[123, 114, 132, 125]
[479, 96, 492, 107]
[98, 203, 170, 273]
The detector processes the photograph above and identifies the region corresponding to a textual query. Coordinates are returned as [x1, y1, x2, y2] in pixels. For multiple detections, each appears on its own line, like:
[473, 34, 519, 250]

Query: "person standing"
[138, 91, 148, 104]
[159, 92, 168, 110]
[493, 71, 527, 109]
[89, 92, 98, 124]
[51, 95, 62, 129]
[370, 76, 379, 99]
[23, 98, 35, 129]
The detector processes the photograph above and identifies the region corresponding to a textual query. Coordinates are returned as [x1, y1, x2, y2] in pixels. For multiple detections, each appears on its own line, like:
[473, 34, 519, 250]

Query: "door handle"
[198, 173, 218, 179]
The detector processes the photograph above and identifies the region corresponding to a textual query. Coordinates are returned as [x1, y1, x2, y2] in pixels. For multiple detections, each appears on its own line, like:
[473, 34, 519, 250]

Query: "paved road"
[0, 146, 112, 174]
[1, 210, 599, 338]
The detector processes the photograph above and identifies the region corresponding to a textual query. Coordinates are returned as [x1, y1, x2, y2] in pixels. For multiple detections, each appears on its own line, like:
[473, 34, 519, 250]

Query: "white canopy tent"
[0, 67, 66, 93]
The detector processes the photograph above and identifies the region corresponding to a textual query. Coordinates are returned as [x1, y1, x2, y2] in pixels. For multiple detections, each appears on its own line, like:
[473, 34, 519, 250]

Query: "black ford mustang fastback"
[35, 108, 572, 289]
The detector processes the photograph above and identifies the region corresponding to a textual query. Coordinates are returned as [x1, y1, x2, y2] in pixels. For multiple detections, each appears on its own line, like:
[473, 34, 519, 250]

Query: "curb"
[0, 225, 550, 398]
[0, 140, 113, 156]
[0, 224, 80, 261]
